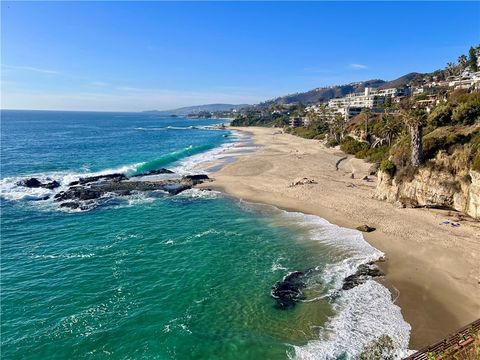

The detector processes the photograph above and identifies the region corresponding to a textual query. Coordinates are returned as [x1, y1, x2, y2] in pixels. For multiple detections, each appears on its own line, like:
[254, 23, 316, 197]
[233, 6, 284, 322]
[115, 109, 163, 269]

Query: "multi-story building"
[326, 87, 409, 119]
[289, 117, 306, 127]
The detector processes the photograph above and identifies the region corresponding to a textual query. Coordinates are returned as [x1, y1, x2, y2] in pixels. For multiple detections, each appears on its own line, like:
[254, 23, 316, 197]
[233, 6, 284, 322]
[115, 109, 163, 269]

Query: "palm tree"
[381, 114, 400, 146]
[458, 54, 468, 72]
[361, 108, 371, 141]
[306, 108, 319, 124]
[330, 114, 346, 142]
[399, 100, 427, 167]
[446, 62, 457, 77]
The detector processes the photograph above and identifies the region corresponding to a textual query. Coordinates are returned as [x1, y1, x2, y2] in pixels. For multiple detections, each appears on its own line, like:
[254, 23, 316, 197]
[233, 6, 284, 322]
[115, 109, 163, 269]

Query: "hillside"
[144, 103, 249, 116]
[254, 73, 420, 109]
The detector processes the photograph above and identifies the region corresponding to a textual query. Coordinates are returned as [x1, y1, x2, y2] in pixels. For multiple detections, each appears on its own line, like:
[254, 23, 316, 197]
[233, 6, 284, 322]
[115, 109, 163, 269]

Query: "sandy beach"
[201, 127, 480, 350]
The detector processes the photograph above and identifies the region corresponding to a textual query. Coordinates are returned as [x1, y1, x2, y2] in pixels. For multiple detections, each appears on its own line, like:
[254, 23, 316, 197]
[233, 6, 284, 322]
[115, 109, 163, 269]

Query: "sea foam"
[279, 211, 411, 359]
[236, 203, 412, 359]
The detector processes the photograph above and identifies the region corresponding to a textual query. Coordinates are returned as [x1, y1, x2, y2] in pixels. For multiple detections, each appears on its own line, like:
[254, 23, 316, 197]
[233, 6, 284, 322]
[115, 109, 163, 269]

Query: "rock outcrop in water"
[17, 178, 61, 190]
[342, 263, 384, 290]
[68, 173, 127, 186]
[271, 271, 306, 309]
[16, 172, 210, 211]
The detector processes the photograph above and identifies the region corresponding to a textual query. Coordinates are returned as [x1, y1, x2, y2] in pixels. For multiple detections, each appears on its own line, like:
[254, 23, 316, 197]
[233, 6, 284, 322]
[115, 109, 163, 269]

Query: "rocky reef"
[271, 271, 306, 309]
[16, 169, 211, 211]
[342, 263, 384, 290]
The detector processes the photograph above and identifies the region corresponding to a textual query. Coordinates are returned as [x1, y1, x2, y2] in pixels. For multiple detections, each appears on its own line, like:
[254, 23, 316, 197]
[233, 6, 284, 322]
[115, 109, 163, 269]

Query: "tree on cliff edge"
[400, 99, 427, 167]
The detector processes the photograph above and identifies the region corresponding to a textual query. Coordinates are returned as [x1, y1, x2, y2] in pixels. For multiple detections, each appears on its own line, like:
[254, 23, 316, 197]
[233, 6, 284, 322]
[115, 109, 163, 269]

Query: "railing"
[404, 318, 480, 360]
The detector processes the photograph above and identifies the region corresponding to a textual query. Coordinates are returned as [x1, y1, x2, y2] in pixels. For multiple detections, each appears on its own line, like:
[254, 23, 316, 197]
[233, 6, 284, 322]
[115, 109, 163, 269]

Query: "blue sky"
[1, 1, 479, 111]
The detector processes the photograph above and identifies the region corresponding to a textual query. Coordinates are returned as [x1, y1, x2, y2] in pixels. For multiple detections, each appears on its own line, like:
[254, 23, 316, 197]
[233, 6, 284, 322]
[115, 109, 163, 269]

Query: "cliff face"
[375, 163, 480, 219]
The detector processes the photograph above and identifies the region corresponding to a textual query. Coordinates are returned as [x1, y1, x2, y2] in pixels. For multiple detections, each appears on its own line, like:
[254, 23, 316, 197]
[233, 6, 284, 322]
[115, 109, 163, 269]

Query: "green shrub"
[473, 150, 480, 172]
[326, 138, 338, 147]
[423, 136, 446, 159]
[389, 136, 411, 169]
[367, 146, 390, 163]
[354, 146, 390, 162]
[452, 98, 480, 125]
[340, 136, 369, 155]
[380, 160, 396, 177]
[355, 148, 369, 159]
[427, 104, 453, 127]
[423, 130, 471, 159]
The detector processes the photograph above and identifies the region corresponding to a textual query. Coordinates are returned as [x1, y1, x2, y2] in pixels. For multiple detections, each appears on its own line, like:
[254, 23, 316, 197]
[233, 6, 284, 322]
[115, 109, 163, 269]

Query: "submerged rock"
[342, 264, 384, 290]
[271, 271, 306, 309]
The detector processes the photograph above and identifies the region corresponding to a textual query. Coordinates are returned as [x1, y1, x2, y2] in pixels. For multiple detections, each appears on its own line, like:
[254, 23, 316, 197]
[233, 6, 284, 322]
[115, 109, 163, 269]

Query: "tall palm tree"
[361, 108, 371, 141]
[458, 54, 468, 72]
[446, 62, 457, 76]
[400, 100, 427, 167]
[330, 114, 346, 142]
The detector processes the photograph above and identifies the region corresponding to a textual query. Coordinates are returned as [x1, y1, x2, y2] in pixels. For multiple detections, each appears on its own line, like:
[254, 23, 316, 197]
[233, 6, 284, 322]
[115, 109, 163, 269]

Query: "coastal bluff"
[375, 157, 480, 219]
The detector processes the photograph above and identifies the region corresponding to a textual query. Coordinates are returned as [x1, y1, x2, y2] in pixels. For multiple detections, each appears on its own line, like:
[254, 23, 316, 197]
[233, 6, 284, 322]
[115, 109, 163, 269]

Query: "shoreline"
[199, 126, 480, 350]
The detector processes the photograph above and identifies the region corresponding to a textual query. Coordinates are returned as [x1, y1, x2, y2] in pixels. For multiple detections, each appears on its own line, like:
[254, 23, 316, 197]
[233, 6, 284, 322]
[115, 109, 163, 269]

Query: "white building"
[326, 87, 406, 119]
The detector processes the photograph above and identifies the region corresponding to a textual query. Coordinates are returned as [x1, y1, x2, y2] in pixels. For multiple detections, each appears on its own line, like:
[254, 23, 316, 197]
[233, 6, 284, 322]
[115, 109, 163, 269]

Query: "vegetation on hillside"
[232, 46, 480, 180]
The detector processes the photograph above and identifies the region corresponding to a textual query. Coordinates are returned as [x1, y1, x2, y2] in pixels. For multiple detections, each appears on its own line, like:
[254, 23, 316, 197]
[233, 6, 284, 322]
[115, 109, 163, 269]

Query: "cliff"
[375, 152, 480, 219]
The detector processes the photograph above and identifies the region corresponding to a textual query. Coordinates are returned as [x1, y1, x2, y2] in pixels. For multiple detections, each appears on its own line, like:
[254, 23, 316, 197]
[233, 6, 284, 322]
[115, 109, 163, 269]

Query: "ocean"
[0, 110, 410, 359]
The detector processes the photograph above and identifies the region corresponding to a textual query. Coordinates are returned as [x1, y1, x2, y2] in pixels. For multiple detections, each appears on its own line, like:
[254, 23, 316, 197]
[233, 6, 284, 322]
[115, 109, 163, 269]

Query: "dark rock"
[131, 168, 174, 177]
[356, 224, 376, 232]
[52, 173, 209, 210]
[342, 264, 384, 290]
[17, 178, 42, 188]
[69, 173, 127, 186]
[54, 187, 102, 202]
[60, 202, 79, 209]
[160, 183, 192, 195]
[98, 180, 192, 194]
[42, 180, 61, 189]
[184, 174, 209, 184]
[17, 178, 61, 189]
[271, 271, 306, 310]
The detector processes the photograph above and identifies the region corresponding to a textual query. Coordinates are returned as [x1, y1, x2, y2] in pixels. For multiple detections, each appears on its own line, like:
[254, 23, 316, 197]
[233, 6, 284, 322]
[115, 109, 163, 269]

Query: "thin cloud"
[348, 63, 368, 70]
[2, 64, 59, 74]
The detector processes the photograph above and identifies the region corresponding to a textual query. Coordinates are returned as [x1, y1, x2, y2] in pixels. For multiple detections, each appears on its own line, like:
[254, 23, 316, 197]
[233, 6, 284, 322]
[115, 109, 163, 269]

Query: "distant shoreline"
[199, 126, 480, 350]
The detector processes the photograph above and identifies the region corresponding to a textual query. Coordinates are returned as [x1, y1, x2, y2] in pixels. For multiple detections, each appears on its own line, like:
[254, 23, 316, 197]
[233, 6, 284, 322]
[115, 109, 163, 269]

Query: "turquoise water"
[0, 111, 410, 359]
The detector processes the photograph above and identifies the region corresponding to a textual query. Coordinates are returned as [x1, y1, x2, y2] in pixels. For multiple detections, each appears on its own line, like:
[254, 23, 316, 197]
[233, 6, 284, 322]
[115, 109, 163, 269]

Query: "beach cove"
[1, 111, 413, 359]
[201, 126, 480, 350]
